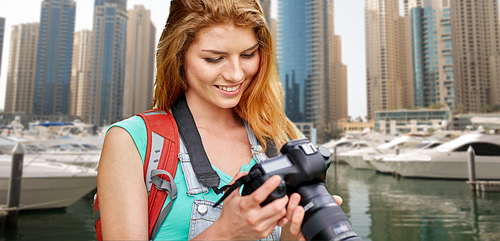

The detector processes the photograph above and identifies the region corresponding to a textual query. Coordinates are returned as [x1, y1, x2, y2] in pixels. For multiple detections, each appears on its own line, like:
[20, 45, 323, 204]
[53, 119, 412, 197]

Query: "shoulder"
[107, 116, 148, 162]
[108, 116, 146, 137]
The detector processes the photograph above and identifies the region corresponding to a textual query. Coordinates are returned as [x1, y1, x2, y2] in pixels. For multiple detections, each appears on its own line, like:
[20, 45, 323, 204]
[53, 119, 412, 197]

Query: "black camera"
[242, 139, 362, 241]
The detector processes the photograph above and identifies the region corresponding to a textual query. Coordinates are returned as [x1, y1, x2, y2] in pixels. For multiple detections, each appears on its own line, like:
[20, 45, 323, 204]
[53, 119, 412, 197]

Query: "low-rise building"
[375, 108, 452, 134]
[337, 118, 375, 133]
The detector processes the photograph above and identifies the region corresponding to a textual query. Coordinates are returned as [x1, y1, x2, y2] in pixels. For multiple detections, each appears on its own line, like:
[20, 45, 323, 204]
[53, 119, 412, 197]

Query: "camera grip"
[242, 175, 287, 206]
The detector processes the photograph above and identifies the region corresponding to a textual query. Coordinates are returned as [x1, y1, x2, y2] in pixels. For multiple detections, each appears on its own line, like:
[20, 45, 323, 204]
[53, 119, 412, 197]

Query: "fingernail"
[333, 195, 343, 205]
[271, 175, 281, 183]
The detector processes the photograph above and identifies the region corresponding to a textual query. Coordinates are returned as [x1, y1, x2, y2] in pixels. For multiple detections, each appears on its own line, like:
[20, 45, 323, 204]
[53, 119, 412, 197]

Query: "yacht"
[367, 140, 443, 173]
[0, 157, 97, 210]
[383, 133, 500, 180]
[339, 135, 429, 170]
[1, 137, 101, 170]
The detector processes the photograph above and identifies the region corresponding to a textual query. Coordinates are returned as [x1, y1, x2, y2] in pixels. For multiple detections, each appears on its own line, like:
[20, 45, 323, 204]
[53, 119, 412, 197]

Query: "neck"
[184, 93, 242, 129]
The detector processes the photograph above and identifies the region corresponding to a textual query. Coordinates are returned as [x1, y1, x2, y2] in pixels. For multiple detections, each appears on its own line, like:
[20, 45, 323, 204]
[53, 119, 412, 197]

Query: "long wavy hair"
[152, 0, 299, 151]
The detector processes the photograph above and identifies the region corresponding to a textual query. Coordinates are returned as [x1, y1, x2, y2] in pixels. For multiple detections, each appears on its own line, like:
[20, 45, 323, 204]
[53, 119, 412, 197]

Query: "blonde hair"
[152, 0, 299, 151]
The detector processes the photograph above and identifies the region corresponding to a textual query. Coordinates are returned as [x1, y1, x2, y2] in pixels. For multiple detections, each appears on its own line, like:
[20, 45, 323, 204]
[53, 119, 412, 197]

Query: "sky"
[0, 0, 370, 120]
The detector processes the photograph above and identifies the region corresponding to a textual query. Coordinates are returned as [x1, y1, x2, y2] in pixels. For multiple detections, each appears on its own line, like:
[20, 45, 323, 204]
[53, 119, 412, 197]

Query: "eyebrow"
[202, 43, 259, 55]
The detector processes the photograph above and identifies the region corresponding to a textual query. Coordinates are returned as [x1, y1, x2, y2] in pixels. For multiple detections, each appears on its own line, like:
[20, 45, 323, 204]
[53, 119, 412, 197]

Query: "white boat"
[339, 135, 428, 170]
[0, 158, 97, 210]
[367, 140, 443, 173]
[0, 137, 101, 170]
[383, 133, 500, 180]
[324, 132, 395, 164]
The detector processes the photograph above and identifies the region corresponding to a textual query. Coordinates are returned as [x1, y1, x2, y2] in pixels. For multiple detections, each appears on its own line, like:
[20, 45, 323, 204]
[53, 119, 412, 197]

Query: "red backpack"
[94, 110, 180, 241]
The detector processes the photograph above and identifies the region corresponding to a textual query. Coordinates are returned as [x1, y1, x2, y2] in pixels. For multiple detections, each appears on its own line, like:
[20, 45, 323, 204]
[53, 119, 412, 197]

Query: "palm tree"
[454, 104, 465, 114]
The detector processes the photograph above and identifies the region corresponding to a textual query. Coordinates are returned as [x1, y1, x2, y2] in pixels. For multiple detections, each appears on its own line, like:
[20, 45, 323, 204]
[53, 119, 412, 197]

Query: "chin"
[214, 97, 242, 109]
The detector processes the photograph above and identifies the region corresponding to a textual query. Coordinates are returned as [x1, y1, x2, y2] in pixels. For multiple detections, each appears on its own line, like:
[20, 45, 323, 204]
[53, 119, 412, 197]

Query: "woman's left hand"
[280, 194, 343, 241]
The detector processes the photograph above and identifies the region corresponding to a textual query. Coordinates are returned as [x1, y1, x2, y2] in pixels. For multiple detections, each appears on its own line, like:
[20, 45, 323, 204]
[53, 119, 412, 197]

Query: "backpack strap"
[138, 110, 180, 241]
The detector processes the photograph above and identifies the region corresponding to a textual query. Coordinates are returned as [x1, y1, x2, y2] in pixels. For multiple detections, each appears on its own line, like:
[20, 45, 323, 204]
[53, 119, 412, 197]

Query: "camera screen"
[261, 157, 293, 173]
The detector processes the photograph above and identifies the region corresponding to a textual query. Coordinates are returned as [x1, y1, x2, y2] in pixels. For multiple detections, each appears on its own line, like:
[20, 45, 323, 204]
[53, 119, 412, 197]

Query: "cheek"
[247, 58, 261, 78]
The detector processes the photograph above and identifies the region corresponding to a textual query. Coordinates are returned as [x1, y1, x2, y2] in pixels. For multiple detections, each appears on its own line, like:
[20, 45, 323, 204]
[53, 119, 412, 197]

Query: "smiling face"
[183, 23, 260, 111]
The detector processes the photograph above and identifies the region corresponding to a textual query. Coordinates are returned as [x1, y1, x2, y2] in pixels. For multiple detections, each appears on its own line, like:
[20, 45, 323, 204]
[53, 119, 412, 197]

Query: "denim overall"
[178, 122, 281, 240]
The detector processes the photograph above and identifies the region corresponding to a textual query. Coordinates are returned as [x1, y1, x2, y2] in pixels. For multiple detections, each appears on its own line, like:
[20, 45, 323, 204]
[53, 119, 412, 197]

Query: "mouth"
[216, 84, 241, 92]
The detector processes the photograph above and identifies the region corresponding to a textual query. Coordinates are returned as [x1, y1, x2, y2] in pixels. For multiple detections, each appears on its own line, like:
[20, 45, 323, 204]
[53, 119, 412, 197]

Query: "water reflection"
[1, 189, 96, 241]
[327, 163, 500, 241]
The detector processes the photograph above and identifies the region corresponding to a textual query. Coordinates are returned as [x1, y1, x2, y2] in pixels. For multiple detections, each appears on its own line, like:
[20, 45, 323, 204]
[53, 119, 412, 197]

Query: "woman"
[97, 0, 340, 240]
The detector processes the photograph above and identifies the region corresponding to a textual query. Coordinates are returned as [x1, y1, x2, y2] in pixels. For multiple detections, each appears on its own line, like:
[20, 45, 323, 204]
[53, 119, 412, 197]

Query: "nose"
[222, 59, 244, 82]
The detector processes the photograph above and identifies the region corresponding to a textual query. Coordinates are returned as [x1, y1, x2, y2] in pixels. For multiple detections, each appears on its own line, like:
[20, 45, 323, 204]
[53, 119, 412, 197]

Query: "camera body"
[242, 139, 362, 241]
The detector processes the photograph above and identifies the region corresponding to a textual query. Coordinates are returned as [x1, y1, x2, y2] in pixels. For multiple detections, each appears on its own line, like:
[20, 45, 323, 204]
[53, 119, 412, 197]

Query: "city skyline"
[2, 1, 497, 122]
[1, 0, 363, 121]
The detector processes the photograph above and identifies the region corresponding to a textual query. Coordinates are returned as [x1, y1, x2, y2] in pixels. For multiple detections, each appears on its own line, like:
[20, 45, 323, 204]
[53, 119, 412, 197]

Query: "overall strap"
[244, 121, 279, 163]
[138, 110, 180, 241]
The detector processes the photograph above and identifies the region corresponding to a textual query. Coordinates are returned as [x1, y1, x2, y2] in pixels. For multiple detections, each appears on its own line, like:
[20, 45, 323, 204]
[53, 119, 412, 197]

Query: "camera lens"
[296, 183, 362, 241]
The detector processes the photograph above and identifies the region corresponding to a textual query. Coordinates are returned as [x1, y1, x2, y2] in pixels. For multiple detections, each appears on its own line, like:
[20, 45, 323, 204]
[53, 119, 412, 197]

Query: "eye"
[205, 57, 223, 63]
[242, 51, 256, 58]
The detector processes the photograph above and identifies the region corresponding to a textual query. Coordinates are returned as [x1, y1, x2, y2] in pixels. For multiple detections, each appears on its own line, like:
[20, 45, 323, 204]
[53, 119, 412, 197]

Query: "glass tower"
[89, 0, 128, 126]
[278, 0, 309, 123]
[278, 0, 345, 129]
[409, 0, 455, 109]
[33, 0, 76, 115]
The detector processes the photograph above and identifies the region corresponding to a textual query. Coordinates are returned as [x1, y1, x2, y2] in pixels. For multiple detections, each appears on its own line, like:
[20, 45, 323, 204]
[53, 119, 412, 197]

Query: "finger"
[299, 234, 306, 241]
[241, 175, 282, 208]
[333, 195, 343, 205]
[286, 193, 301, 221]
[277, 217, 289, 227]
[257, 196, 289, 228]
[288, 206, 305, 236]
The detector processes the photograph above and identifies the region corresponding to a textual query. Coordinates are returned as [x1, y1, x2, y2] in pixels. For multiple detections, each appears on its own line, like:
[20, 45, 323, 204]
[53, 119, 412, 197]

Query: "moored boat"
[383, 133, 500, 180]
[0, 160, 97, 210]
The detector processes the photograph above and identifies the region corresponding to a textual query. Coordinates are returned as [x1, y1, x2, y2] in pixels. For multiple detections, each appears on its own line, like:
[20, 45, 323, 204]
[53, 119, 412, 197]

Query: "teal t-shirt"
[110, 116, 258, 240]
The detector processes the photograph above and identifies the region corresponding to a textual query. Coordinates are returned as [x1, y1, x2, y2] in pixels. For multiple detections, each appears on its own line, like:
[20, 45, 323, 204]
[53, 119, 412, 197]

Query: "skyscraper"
[259, 0, 272, 28]
[278, 0, 347, 130]
[122, 5, 156, 118]
[365, 0, 412, 118]
[408, 0, 456, 109]
[0, 18, 5, 78]
[33, 0, 76, 115]
[450, 0, 500, 112]
[70, 29, 92, 119]
[404, 0, 422, 17]
[89, 0, 128, 126]
[5, 23, 39, 114]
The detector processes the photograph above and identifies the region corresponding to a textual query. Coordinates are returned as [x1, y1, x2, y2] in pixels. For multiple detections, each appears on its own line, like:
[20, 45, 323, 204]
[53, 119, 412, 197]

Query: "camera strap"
[172, 94, 279, 195]
[172, 95, 224, 194]
[212, 169, 263, 207]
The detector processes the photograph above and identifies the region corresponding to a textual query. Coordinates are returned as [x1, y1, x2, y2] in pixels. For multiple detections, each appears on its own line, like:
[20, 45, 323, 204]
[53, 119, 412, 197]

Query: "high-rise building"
[259, 0, 272, 28]
[5, 23, 39, 113]
[450, 0, 500, 112]
[70, 30, 92, 119]
[403, 0, 422, 17]
[408, 0, 456, 109]
[33, 0, 76, 115]
[0, 17, 5, 77]
[122, 5, 156, 118]
[278, 0, 347, 130]
[271, 18, 279, 69]
[88, 0, 128, 126]
[365, 0, 412, 118]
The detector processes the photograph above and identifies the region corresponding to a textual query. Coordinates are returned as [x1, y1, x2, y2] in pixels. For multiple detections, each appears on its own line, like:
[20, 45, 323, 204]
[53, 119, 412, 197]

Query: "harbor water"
[2, 163, 500, 241]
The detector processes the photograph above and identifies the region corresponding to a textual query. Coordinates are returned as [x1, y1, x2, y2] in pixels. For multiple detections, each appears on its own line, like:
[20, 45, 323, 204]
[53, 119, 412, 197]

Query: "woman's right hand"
[193, 173, 288, 240]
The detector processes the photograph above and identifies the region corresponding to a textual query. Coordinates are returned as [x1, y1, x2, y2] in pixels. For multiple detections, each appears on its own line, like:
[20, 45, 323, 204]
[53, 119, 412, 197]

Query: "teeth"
[218, 85, 239, 92]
